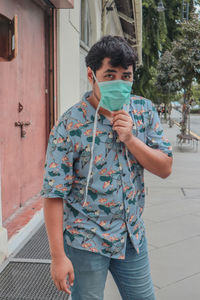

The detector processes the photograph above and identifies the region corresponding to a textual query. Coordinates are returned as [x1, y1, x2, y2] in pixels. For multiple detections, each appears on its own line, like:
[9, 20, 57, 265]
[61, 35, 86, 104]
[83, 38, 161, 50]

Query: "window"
[81, 0, 91, 46]
[0, 14, 17, 61]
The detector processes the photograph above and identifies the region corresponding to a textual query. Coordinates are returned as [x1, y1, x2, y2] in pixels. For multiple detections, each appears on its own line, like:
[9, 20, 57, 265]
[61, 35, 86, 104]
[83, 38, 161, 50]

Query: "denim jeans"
[64, 235, 155, 300]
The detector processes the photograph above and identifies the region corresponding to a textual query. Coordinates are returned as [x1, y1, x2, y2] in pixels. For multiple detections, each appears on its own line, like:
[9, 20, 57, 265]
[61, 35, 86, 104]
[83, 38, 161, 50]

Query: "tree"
[171, 13, 200, 102]
[156, 50, 181, 104]
[156, 12, 200, 135]
[134, 0, 199, 100]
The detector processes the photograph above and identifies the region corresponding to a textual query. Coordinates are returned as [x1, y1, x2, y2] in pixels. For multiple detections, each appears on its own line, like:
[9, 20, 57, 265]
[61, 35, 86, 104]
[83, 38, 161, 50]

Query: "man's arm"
[44, 198, 74, 294]
[112, 110, 172, 178]
[125, 136, 172, 178]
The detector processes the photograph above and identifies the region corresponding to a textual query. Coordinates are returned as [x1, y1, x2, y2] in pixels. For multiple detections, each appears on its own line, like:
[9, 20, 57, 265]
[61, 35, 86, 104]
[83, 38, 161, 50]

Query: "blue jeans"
[64, 235, 155, 300]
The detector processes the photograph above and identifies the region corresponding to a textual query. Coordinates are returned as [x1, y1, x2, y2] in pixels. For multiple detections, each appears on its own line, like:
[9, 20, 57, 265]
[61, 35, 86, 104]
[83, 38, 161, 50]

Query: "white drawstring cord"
[83, 102, 101, 207]
[125, 104, 137, 204]
[125, 147, 136, 203]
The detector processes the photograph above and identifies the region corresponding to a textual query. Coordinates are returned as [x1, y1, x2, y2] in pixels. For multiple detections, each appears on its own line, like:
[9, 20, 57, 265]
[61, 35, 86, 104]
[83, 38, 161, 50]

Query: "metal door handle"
[15, 121, 31, 138]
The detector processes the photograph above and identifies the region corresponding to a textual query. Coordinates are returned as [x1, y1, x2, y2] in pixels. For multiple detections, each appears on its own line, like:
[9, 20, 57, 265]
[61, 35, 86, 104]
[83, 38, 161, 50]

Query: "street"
[171, 109, 200, 137]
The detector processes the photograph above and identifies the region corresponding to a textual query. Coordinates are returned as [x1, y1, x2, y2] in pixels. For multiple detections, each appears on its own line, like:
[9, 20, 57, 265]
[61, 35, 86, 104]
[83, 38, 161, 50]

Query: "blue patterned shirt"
[41, 92, 172, 259]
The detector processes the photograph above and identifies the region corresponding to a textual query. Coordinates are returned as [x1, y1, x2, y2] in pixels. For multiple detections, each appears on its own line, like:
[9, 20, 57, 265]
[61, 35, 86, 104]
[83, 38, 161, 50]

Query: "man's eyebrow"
[122, 71, 132, 75]
[104, 69, 117, 73]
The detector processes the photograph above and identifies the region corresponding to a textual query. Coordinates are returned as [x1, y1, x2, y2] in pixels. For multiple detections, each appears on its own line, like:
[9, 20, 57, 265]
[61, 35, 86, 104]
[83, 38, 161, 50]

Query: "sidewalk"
[105, 111, 200, 299]
[144, 112, 200, 299]
[1, 110, 200, 299]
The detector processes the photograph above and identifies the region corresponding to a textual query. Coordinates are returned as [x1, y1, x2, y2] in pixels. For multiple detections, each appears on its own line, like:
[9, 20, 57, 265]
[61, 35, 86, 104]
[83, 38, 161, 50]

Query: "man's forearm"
[125, 135, 172, 178]
[44, 198, 66, 259]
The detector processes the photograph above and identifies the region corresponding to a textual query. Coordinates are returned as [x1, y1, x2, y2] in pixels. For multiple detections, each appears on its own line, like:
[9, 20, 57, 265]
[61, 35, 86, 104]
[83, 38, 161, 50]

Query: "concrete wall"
[57, 0, 81, 116]
[79, 0, 102, 98]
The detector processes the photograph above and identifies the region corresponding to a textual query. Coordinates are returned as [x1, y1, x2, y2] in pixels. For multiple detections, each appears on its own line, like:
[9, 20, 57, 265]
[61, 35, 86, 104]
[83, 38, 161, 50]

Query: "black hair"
[85, 35, 138, 74]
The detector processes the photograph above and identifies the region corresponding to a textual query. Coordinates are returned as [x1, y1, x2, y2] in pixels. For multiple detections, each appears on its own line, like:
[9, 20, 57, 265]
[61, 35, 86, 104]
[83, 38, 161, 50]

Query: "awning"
[49, 0, 74, 9]
[114, 0, 142, 65]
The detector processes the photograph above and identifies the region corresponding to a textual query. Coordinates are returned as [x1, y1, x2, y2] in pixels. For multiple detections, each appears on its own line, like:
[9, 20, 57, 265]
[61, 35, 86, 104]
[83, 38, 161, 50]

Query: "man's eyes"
[104, 74, 132, 80]
[123, 75, 131, 80]
[105, 74, 114, 79]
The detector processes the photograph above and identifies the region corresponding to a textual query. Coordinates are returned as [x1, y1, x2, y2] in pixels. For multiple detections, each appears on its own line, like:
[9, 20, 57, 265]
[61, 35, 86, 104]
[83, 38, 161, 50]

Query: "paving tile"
[149, 236, 200, 288]
[183, 188, 200, 199]
[144, 198, 200, 223]
[193, 211, 200, 217]
[145, 214, 200, 248]
[147, 243, 156, 251]
[145, 187, 183, 208]
[143, 216, 157, 226]
[104, 271, 121, 300]
[155, 272, 200, 300]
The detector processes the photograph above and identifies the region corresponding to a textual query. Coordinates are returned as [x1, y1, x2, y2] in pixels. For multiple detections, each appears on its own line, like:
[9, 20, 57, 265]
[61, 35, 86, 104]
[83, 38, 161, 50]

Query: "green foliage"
[134, 0, 199, 102]
[191, 83, 200, 103]
[171, 13, 200, 100]
[156, 13, 200, 103]
[156, 50, 181, 104]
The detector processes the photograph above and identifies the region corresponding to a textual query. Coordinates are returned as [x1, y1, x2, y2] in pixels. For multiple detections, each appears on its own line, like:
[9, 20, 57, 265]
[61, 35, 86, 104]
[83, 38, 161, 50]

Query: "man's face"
[88, 57, 133, 100]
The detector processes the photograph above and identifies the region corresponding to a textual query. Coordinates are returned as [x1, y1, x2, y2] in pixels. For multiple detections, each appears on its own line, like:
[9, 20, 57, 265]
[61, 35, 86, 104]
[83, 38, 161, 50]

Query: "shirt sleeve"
[40, 121, 74, 199]
[146, 102, 173, 157]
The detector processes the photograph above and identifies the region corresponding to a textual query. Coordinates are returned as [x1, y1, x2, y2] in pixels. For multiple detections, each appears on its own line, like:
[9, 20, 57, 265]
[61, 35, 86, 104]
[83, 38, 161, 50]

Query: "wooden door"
[0, 0, 50, 222]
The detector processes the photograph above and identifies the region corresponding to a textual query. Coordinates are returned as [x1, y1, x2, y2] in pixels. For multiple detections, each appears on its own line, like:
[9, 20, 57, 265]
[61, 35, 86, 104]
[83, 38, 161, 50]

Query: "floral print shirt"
[41, 92, 172, 259]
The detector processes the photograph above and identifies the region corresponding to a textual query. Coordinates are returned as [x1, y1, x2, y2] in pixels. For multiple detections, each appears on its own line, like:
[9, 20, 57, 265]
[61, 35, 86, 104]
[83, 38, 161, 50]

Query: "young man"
[41, 36, 172, 300]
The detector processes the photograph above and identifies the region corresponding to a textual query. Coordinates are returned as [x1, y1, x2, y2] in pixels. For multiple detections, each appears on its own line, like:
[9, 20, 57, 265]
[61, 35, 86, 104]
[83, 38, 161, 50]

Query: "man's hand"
[112, 110, 133, 143]
[51, 254, 74, 295]
[43, 198, 75, 295]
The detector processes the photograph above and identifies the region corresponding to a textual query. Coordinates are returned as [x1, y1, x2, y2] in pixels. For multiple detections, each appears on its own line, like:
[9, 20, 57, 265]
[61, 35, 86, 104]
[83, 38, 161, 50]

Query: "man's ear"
[87, 67, 94, 85]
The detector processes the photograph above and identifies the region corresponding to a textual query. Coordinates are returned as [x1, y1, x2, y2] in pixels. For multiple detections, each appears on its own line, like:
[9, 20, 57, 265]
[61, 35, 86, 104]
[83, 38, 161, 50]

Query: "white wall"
[57, 0, 81, 116]
[79, 0, 102, 98]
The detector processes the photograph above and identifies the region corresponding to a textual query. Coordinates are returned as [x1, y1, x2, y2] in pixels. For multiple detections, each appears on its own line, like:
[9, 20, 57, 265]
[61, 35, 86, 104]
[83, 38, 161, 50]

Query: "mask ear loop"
[83, 71, 101, 207]
[92, 71, 102, 103]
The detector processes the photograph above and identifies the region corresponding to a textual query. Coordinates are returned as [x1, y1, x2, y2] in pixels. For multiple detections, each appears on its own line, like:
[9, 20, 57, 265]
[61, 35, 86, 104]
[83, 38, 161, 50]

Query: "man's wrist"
[51, 247, 66, 260]
[51, 252, 66, 261]
[124, 134, 135, 147]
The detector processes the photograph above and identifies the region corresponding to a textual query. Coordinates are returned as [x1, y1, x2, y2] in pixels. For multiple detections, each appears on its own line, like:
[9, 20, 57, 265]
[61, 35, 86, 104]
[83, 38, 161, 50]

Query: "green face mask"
[93, 72, 133, 111]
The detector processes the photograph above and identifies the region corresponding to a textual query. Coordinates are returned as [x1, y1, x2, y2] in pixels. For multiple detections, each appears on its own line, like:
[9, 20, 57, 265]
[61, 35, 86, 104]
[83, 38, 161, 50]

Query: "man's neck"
[87, 92, 113, 121]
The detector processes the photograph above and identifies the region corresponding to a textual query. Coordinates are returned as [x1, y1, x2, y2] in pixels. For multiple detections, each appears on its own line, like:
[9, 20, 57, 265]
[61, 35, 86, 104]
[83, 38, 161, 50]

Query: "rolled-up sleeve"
[40, 121, 74, 199]
[146, 103, 173, 157]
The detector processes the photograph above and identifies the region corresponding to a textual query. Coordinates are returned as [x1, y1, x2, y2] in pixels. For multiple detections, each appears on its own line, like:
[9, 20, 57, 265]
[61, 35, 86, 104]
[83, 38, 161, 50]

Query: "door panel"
[0, 0, 48, 221]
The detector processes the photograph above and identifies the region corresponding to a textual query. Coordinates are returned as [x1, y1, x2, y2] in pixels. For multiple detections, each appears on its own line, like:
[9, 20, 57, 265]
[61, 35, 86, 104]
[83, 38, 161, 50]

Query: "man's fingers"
[113, 114, 132, 123]
[54, 280, 62, 291]
[60, 279, 72, 295]
[112, 110, 126, 115]
[113, 120, 129, 128]
[113, 115, 128, 122]
[68, 269, 75, 286]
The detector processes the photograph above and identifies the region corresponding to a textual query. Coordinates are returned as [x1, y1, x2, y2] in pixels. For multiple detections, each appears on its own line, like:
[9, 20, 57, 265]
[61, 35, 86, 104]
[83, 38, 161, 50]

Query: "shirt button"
[116, 137, 120, 143]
